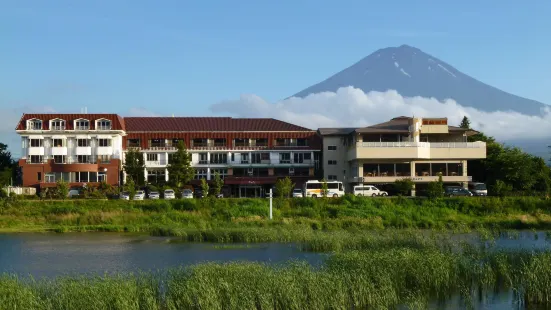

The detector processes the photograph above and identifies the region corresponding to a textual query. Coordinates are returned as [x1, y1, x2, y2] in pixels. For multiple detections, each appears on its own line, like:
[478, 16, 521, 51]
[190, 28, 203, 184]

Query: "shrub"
[492, 180, 512, 197]
[394, 178, 414, 196]
[56, 180, 69, 199]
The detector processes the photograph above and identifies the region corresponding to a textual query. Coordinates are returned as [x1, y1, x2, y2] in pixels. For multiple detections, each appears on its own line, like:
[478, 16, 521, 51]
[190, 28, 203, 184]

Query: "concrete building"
[318, 117, 486, 195]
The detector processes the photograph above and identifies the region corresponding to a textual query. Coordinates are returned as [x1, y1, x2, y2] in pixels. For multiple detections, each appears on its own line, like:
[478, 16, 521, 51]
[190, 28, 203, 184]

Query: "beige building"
[318, 117, 486, 195]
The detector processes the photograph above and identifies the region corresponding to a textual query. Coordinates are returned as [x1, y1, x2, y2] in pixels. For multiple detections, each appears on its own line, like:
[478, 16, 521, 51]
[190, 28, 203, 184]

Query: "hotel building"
[318, 117, 486, 195]
[15, 114, 321, 197]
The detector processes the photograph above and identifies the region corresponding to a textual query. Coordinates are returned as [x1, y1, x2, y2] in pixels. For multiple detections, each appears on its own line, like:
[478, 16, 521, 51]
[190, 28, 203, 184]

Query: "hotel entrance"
[238, 185, 263, 198]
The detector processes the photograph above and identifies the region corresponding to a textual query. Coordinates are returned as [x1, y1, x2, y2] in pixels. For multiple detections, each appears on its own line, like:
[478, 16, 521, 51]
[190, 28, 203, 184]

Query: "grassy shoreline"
[2, 196, 551, 236]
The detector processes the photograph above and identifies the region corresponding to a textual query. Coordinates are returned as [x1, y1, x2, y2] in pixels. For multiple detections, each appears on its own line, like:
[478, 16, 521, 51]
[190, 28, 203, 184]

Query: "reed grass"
[2, 246, 551, 309]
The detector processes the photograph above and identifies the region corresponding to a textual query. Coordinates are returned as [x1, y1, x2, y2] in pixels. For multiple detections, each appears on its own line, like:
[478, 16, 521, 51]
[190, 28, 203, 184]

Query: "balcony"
[97, 126, 112, 131]
[50, 126, 66, 131]
[146, 160, 168, 167]
[350, 175, 473, 184]
[348, 141, 486, 160]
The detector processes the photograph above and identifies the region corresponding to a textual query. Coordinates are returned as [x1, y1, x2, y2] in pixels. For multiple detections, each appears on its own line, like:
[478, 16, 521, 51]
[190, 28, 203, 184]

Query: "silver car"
[148, 191, 160, 199]
[119, 192, 130, 200]
[182, 189, 194, 199]
[292, 188, 303, 198]
[164, 189, 175, 200]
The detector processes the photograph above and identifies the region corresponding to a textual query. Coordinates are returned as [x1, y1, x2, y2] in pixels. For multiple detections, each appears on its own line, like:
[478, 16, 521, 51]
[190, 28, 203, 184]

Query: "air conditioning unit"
[289, 168, 295, 176]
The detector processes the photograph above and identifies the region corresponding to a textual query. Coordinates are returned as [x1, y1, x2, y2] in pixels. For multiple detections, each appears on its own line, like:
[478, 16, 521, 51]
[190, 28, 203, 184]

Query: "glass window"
[97, 120, 111, 130]
[198, 153, 208, 164]
[297, 139, 308, 146]
[53, 155, 65, 164]
[261, 153, 270, 160]
[279, 153, 291, 163]
[234, 138, 249, 147]
[328, 160, 337, 165]
[192, 138, 208, 147]
[241, 153, 249, 164]
[328, 175, 337, 181]
[194, 169, 208, 180]
[98, 139, 111, 147]
[328, 145, 337, 151]
[89, 172, 98, 182]
[30, 155, 43, 163]
[255, 138, 268, 147]
[37, 172, 42, 181]
[98, 172, 107, 182]
[52, 139, 64, 147]
[210, 153, 227, 164]
[75, 120, 89, 130]
[211, 169, 228, 179]
[77, 139, 89, 147]
[147, 153, 158, 162]
[98, 155, 111, 163]
[213, 138, 226, 147]
[30, 139, 42, 147]
[45, 173, 55, 183]
[77, 155, 90, 163]
[28, 120, 42, 130]
[51, 120, 65, 130]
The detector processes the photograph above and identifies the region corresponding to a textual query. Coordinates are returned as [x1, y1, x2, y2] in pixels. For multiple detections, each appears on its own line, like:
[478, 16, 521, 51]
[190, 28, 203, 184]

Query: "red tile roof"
[124, 117, 313, 132]
[15, 114, 125, 131]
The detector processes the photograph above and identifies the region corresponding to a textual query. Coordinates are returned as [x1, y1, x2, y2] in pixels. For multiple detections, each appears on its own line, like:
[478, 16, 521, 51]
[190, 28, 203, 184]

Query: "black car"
[445, 186, 473, 197]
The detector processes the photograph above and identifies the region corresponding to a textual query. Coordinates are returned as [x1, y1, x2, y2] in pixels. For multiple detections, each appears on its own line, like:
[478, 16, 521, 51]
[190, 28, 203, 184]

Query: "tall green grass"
[2, 196, 551, 234]
[2, 247, 551, 309]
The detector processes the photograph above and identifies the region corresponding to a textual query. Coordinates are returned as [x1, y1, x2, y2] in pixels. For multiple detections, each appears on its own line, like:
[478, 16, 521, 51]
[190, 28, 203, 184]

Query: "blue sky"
[2, 1, 550, 113]
[1, 1, 551, 155]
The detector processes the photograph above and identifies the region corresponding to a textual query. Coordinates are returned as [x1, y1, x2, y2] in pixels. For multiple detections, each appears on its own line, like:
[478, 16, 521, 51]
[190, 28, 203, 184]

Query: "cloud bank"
[210, 87, 551, 141]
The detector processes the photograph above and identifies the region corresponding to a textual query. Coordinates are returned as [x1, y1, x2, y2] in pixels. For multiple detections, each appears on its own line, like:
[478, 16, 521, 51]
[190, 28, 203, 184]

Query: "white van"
[353, 185, 388, 197]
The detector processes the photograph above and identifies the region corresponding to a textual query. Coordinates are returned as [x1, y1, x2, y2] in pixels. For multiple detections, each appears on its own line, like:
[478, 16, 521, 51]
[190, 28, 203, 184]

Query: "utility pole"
[269, 188, 273, 220]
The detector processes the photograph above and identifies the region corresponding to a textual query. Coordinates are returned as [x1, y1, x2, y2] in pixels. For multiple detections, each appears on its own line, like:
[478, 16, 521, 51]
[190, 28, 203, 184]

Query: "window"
[127, 139, 140, 148]
[279, 153, 291, 164]
[52, 139, 64, 147]
[297, 138, 308, 146]
[37, 172, 42, 181]
[211, 169, 228, 179]
[77, 155, 90, 163]
[51, 120, 65, 131]
[198, 153, 208, 164]
[77, 139, 89, 147]
[53, 155, 66, 164]
[304, 153, 312, 160]
[98, 139, 111, 147]
[76, 171, 89, 182]
[241, 153, 249, 164]
[194, 169, 208, 180]
[252, 153, 261, 164]
[30, 139, 43, 147]
[147, 170, 165, 183]
[147, 153, 158, 162]
[97, 120, 111, 130]
[328, 145, 337, 151]
[192, 138, 208, 148]
[255, 138, 268, 147]
[75, 120, 89, 130]
[98, 172, 107, 182]
[98, 155, 111, 163]
[328, 160, 337, 165]
[210, 153, 227, 164]
[30, 155, 43, 163]
[213, 138, 226, 147]
[149, 139, 165, 148]
[231, 153, 235, 162]
[294, 152, 311, 163]
[328, 175, 338, 181]
[28, 119, 42, 130]
[171, 139, 183, 147]
[261, 153, 270, 160]
[234, 138, 249, 147]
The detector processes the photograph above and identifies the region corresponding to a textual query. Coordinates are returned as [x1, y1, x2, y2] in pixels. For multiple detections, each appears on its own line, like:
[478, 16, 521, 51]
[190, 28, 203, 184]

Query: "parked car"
[445, 186, 473, 197]
[164, 189, 175, 200]
[353, 185, 388, 197]
[194, 189, 203, 198]
[182, 189, 194, 199]
[134, 190, 146, 200]
[68, 189, 80, 198]
[215, 193, 224, 198]
[119, 192, 130, 200]
[468, 182, 488, 196]
[148, 191, 160, 199]
[292, 188, 303, 198]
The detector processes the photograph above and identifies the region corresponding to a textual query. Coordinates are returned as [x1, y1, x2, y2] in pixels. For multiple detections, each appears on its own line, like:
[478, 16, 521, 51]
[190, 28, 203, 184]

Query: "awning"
[224, 176, 278, 185]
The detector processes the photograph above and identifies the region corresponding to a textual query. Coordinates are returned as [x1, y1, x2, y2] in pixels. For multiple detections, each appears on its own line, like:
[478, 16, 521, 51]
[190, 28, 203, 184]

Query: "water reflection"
[0, 233, 325, 277]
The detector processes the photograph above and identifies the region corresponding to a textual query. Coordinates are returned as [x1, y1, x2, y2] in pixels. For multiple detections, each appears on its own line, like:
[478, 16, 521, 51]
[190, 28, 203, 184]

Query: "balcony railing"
[358, 142, 485, 148]
[50, 126, 66, 131]
[97, 126, 112, 131]
[75, 126, 90, 131]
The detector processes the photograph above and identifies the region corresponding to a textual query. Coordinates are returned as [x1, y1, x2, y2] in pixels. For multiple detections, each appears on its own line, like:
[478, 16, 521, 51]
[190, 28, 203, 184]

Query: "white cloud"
[210, 87, 551, 141]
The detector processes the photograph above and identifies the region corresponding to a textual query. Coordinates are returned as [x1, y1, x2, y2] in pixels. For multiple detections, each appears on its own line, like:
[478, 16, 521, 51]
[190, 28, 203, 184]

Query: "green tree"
[167, 141, 194, 188]
[123, 148, 145, 186]
[320, 178, 329, 198]
[427, 174, 444, 199]
[275, 176, 294, 198]
[491, 180, 512, 197]
[56, 179, 69, 199]
[459, 116, 471, 129]
[0, 143, 15, 186]
[200, 178, 209, 198]
[212, 172, 224, 197]
[123, 177, 136, 200]
[394, 178, 414, 196]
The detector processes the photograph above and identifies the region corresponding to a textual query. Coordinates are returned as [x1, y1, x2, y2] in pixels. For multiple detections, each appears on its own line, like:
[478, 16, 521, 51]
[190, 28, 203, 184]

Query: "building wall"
[321, 136, 349, 183]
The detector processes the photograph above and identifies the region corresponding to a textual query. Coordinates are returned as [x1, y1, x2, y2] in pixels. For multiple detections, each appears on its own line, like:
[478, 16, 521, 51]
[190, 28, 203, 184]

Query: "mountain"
[292, 45, 547, 115]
